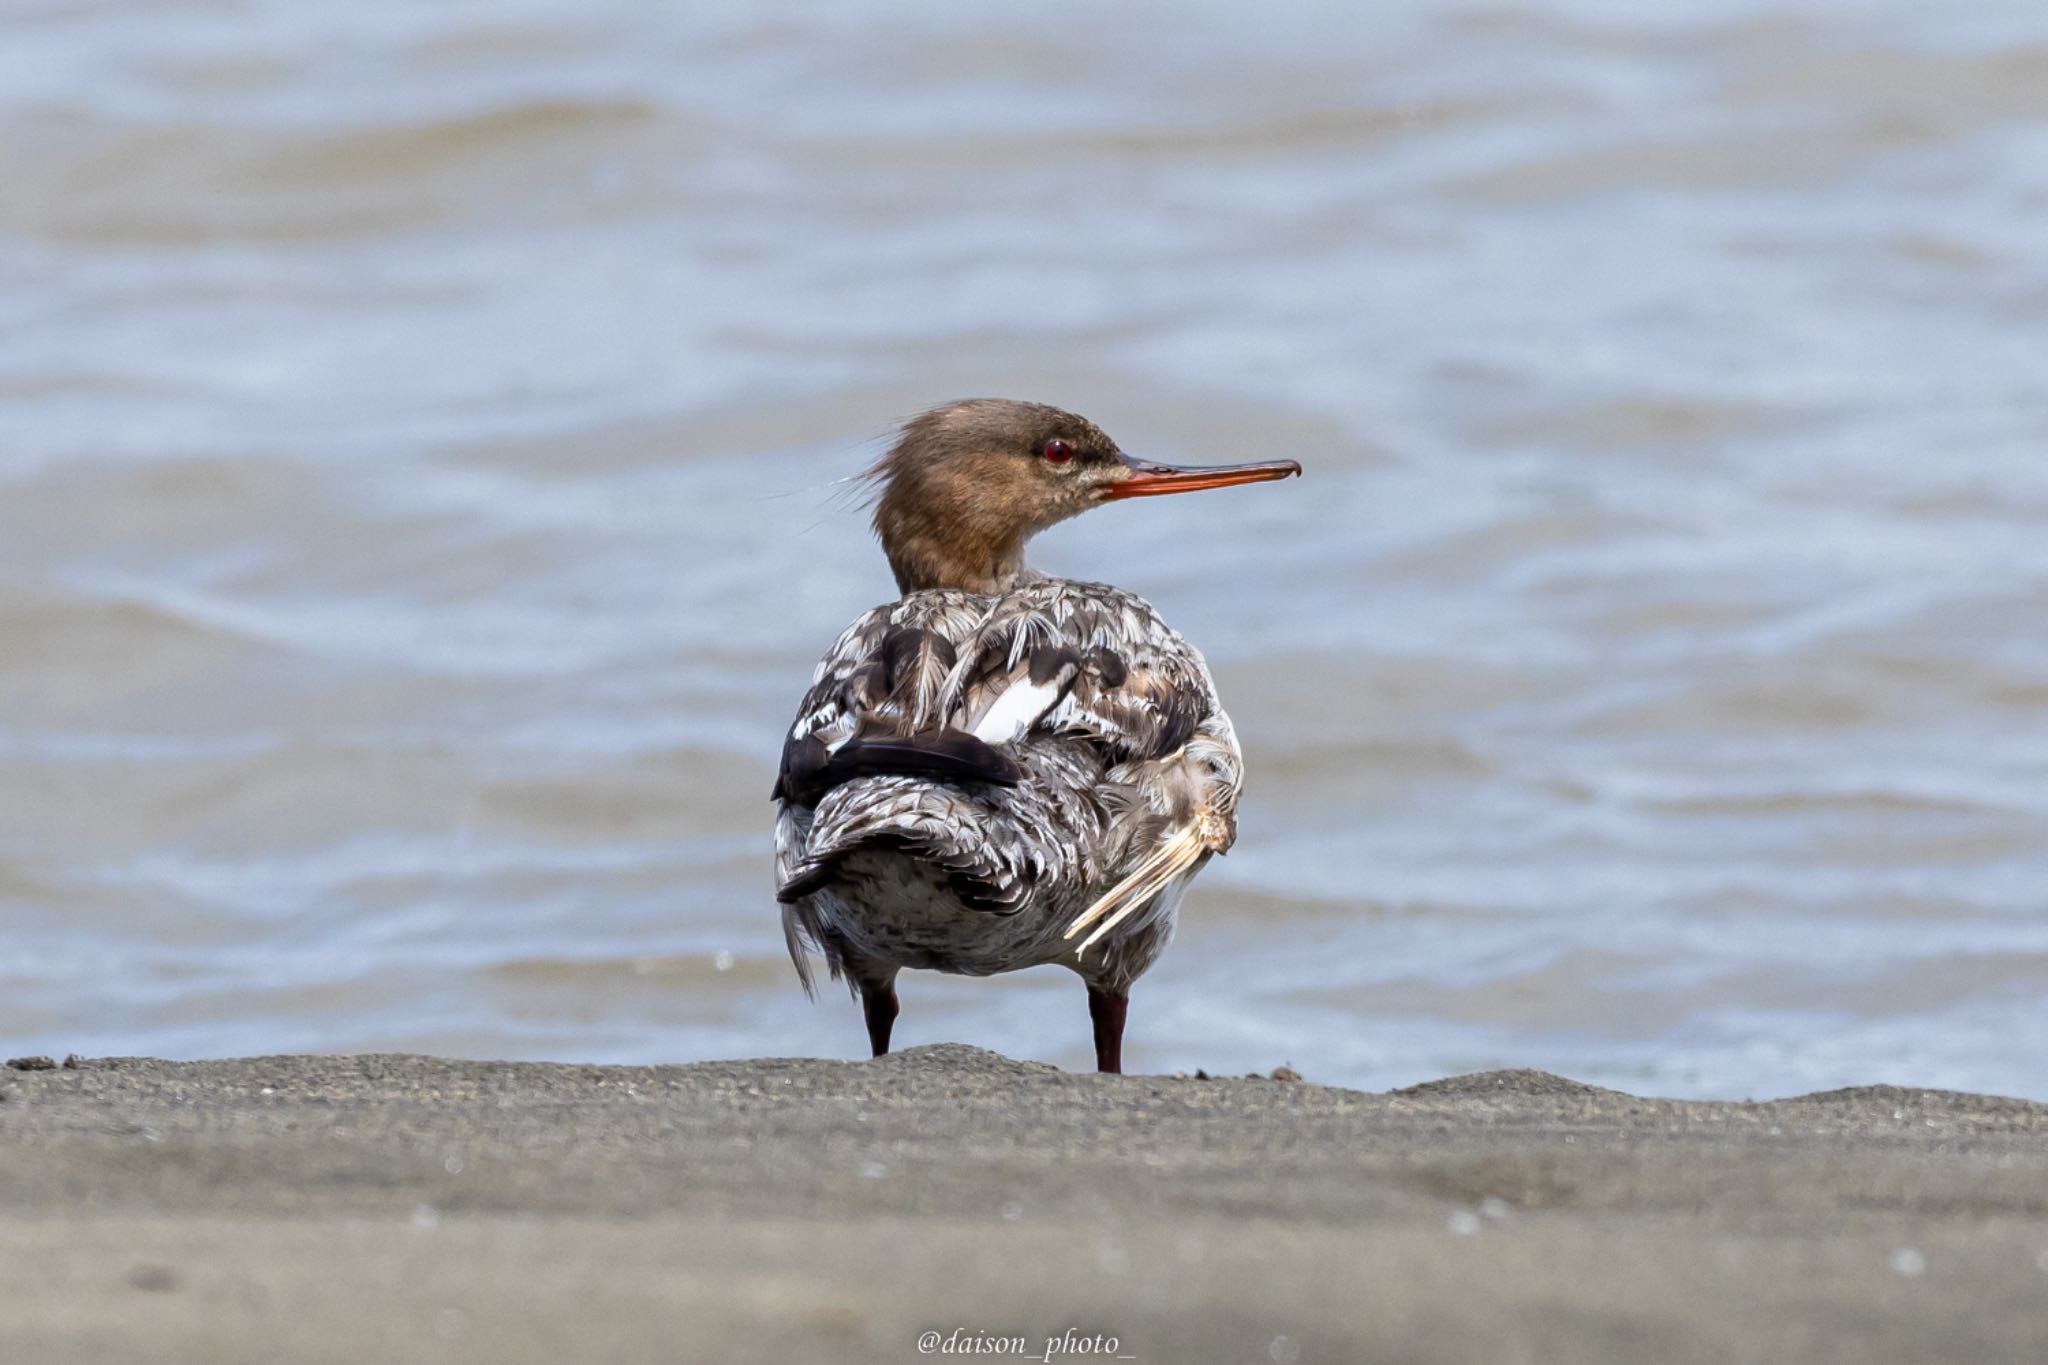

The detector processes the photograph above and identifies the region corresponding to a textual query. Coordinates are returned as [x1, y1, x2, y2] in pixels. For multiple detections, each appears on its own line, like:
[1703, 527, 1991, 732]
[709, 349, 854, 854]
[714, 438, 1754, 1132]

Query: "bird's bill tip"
[1101, 456, 1303, 499]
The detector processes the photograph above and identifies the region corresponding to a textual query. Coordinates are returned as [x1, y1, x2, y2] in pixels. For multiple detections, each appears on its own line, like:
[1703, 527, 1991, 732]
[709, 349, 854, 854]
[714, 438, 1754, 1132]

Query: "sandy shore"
[2, 1046, 2044, 1364]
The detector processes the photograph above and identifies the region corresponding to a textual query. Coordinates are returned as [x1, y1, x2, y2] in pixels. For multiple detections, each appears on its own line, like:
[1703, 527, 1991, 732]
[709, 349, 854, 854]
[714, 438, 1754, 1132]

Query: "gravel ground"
[3, 1045, 2045, 1364]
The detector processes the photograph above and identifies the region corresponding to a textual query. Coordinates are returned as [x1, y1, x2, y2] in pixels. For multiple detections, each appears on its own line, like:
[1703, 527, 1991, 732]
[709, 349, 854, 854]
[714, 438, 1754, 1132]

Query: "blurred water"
[2, 0, 2045, 1097]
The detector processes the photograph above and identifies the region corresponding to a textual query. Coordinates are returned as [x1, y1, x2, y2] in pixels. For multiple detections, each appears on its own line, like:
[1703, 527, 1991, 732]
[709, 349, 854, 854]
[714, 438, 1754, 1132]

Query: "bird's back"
[774, 576, 1244, 990]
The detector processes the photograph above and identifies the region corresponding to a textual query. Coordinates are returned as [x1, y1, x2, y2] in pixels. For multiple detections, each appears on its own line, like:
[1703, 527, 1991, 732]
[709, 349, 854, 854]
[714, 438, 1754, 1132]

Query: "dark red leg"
[859, 979, 899, 1058]
[1087, 986, 1128, 1074]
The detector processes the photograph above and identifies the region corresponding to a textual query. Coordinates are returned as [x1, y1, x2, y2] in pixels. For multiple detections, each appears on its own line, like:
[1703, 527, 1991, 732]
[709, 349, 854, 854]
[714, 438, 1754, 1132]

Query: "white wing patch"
[970, 677, 1067, 745]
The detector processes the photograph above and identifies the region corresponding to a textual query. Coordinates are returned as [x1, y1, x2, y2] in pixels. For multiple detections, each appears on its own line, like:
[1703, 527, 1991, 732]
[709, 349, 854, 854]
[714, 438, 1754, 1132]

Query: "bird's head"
[869, 398, 1301, 594]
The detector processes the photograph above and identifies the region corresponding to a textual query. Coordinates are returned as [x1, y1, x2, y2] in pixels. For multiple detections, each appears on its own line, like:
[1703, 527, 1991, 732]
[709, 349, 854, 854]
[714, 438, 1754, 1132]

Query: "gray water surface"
[3, 0, 2046, 1096]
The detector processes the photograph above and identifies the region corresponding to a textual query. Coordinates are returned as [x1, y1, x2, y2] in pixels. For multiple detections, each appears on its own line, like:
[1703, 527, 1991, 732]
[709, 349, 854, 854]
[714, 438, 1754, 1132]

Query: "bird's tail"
[776, 778, 1024, 915]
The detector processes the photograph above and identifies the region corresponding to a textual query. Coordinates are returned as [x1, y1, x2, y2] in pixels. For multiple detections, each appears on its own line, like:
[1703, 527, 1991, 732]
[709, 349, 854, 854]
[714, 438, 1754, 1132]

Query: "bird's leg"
[857, 975, 900, 1058]
[1087, 986, 1128, 1074]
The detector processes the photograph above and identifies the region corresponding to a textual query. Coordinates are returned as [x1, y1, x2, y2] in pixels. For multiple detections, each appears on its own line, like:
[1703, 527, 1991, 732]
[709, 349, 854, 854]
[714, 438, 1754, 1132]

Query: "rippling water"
[3, 1, 2046, 1097]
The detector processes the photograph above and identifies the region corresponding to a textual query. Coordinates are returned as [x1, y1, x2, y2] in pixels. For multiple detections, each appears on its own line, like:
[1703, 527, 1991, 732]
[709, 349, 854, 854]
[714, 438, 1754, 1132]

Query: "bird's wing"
[945, 579, 1220, 768]
[933, 580, 1251, 958]
[772, 590, 1015, 808]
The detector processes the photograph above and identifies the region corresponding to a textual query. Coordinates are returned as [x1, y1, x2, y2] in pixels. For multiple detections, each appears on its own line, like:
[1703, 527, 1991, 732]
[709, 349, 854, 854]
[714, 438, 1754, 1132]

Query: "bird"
[772, 398, 1300, 1073]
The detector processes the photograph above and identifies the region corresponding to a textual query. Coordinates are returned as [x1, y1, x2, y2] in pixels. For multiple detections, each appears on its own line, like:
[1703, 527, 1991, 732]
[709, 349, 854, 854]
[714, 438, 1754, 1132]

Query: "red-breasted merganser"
[773, 399, 1300, 1073]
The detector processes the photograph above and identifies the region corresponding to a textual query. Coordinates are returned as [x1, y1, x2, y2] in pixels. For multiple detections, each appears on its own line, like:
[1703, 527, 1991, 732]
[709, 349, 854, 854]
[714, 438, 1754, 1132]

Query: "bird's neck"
[875, 479, 1044, 595]
[884, 528, 1033, 595]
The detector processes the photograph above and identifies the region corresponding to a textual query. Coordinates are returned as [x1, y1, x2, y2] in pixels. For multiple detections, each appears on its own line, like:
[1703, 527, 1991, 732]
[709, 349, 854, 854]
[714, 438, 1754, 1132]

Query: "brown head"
[870, 398, 1301, 594]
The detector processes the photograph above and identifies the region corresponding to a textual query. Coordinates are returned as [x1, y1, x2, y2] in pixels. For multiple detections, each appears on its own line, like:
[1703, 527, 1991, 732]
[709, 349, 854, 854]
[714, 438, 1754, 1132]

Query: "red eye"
[1041, 438, 1074, 464]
